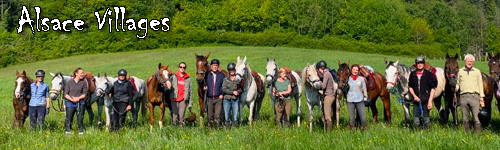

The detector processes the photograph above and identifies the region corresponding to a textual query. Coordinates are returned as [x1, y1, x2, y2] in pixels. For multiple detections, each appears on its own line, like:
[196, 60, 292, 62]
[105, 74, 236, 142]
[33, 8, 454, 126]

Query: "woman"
[272, 68, 292, 126]
[108, 69, 133, 132]
[222, 62, 241, 130]
[64, 67, 88, 135]
[346, 64, 368, 130]
[168, 62, 193, 126]
[29, 69, 50, 130]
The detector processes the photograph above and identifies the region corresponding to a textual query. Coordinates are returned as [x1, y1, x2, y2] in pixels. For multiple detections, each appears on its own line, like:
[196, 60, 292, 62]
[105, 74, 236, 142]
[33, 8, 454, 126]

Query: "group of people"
[25, 54, 487, 134]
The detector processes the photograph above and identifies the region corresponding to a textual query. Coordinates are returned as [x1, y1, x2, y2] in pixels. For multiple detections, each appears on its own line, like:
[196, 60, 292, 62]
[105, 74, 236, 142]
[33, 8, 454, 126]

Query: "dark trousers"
[347, 102, 367, 126]
[111, 102, 128, 132]
[65, 105, 85, 132]
[29, 106, 46, 129]
[207, 98, 222, 125]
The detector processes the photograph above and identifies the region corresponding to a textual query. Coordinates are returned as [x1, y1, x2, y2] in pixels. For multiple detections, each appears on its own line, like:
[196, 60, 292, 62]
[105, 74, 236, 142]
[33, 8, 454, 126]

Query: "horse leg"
[403, 103, 411, 128]
[148, 102, 155, 131]
[133, 97, 140, 125]
[307, 102, 314, 132]
[97, 98, 103, 127]
[295, 93, 301, 127]
[370, 97, 379, 123]
[380, 89, 392, 124]
[248, 101, 255, 125]
[335, 95, 341, 127]
[159, 102, 165, 128]
[433, 95, 444, 124]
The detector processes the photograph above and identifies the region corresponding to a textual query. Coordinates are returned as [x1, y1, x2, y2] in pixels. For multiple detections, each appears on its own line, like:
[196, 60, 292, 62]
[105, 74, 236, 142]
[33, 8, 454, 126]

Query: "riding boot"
[463, 122, 470, 132]
[326, 120, 333, 132]
[232, 121, 238, 127]
[348, 125, 355, 130]
[225, 122, 231, 130]
[423, 117, 431, 129]
[215, 121, 220, 129]
[413, 117, 421, 129]
[474, 123, 481, 134]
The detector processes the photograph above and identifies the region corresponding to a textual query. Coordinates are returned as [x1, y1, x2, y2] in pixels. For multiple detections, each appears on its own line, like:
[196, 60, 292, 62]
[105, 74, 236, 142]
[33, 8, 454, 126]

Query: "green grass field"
[1, 47, 499, 149]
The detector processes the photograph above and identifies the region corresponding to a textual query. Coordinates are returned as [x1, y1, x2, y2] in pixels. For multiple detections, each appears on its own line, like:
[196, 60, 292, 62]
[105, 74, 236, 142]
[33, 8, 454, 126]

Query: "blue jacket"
[205, 71, 225, 99]
[29, 82, 49, 107]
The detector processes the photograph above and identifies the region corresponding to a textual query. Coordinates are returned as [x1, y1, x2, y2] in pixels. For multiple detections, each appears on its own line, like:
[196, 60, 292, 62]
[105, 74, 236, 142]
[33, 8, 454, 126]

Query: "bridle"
[266, 64, 278, 86]
[386, 66, 400, 86]
[49, 74, 66, 97]
[155, 69, 169, 87]
[305, 67, 320, 88]
[196, 60, 209, 85]
[95, 77, 110, 98]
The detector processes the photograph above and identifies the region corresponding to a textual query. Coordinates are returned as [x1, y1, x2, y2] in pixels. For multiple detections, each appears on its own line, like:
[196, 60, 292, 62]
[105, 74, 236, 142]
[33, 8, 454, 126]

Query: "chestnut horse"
[443, 53, 460, 125]
[147, 63, 172, 131]
[195, 53, 210, 121]
[337, 61, 392, 124]
[12, 70, 33, 128]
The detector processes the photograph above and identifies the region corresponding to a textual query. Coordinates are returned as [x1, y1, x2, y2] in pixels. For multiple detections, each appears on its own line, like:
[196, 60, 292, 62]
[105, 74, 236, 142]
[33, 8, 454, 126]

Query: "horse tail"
[141, 82, 148, 122]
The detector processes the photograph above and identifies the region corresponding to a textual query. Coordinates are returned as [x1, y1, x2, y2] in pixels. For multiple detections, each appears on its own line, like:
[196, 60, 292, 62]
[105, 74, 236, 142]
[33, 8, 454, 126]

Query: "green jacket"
[456, 67, 484, 98]
[222, 76, 242, 100]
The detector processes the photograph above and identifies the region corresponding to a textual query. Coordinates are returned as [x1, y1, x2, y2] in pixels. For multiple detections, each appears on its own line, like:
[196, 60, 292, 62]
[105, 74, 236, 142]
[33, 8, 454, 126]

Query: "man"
[204, 59, 225, 128]
[408, 56, 437, 129]
[456, 54, 484, 133]
[64, 67, 88, 135]
[317, 60, 336, 131]
[108, 69, 133, 132]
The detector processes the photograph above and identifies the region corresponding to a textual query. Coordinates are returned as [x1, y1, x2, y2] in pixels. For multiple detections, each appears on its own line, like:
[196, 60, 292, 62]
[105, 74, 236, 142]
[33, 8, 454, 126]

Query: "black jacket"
[109, 80, 134, 105]
[408, 69, 437, 103]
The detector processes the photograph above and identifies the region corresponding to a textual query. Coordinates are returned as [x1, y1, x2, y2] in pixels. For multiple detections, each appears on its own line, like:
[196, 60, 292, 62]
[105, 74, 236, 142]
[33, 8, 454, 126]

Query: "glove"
[363, 98, 371, 107]
[46, 108, 50, 115]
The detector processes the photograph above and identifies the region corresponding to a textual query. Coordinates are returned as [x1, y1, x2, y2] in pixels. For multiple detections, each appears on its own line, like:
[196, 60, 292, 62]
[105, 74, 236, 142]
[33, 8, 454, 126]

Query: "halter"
[155, 69, 169, 86]
[95, 77, 110, 98]
[266, 63, 278, 87]
[386, 67, 400, 86]
[305, 68, 320, 88]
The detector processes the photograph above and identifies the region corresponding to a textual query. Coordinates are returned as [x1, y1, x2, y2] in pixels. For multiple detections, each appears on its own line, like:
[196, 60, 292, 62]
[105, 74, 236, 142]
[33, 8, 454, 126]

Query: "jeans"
[223, 99, 239, 122]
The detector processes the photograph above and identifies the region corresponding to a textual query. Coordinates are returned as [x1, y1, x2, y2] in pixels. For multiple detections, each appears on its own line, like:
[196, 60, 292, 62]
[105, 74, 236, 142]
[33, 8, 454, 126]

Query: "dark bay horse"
[443, 53, 460, 125]
[12, 70, 33, 128]
[147, 63, 172, 131]
[337, 61, 392, 124]
[487, 53, 500, 126]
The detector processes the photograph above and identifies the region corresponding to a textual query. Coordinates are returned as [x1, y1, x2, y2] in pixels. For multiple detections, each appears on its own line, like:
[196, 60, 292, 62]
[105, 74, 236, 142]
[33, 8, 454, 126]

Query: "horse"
[146, 63, 172, 131]
[233, 56, 265, 125]
[94, 73, 148, 129]
[302, 63, 324, 132]
[338, 60, 392, 124]
[12, 70, 33, 128]
[484, 52, 500, 127]
[443, 53, 460, 125]
[49, 72, 97, 125]
[384, 59, 445, 127]
[195, 53, 210, 121]
[265, 58, 303, 126]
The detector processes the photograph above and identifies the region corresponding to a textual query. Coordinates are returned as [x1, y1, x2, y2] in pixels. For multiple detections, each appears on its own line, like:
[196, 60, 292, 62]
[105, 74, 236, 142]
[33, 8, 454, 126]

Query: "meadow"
[0, 47, 499, 149]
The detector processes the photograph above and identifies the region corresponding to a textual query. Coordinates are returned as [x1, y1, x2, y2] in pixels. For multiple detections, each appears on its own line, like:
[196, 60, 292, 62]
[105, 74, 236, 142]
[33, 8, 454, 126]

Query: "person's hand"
[219, 95, 223, 100]
[203, 86, 207, 91]
[427, 103, 433, 110]
[233, 91, 239, 96]
[480, 98, 485, 107]
[414, 96, 420, 102]
[126, 105, 132, 111]
[166, 81, 172, 89]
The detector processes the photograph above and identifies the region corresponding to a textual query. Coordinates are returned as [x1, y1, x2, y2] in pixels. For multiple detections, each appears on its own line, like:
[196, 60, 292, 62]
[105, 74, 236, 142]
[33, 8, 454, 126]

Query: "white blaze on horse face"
[266, 60, 276, 83]
[162, 70, 169, 80]
[15, 77, 24, 98]
[50, 76, 63, 99]
[385, 65, 398, 90]
[95, 77, 109, 97]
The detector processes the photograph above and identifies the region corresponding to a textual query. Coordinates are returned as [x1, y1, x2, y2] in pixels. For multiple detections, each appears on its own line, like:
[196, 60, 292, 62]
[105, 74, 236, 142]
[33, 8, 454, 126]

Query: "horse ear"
[454, 53, 458, 59]
[206, 52, 211, 59]
[158, 63, 162, 69]
[243, 56, 247, 64]
[166, 64, 169, 69]
[97, 73, 100, 77]
[195, 53, 198, 57]
[338, 60, 341, 66]
[22, 70, 26, 76]
[104, 73, 107, 77]
[446, 53, 450, 58]
[267, 58, 269, 62]
[50, 72, 55, 77]
[237, 56, 241, 62]
[347, 61, 350, 67]
[16, 70, 20, 76]
[394, 60, 399, 66]
[273, 58, 275, 62]
[384, 57, 388, 65]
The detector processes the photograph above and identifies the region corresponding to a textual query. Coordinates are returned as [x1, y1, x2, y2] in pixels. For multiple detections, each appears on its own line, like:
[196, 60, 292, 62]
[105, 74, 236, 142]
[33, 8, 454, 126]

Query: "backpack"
[329, 68, 340, 83]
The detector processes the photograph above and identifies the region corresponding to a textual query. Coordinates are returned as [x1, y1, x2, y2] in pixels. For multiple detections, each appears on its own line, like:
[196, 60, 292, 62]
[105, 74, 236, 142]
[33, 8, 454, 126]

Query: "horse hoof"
[159, 121, 163, 128]
[149, 125, 153, 132]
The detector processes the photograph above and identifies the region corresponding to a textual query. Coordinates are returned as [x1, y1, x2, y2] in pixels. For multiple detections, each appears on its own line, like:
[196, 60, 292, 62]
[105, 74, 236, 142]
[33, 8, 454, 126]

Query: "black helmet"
[227, 62, 236, 70]
[415, 56, 425, 64]
[478, 108, 489, 121]
[211, 59, 220, 65]
[316, 60, 327, 69]
[35, 69, 45, 77]
[117, 69, 127, 76]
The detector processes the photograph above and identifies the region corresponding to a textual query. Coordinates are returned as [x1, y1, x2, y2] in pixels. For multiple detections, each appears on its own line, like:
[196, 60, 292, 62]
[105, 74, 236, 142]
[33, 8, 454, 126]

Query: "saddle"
[238, 71, 265, 94]
[122, 74, 138, 93]
[359, 65, 377, 91]
[283, 66, 298, 88]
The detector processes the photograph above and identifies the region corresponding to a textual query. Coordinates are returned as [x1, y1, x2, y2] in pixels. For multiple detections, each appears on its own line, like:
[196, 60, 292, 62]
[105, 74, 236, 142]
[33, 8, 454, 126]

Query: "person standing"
[456, 54, 485, 133]
[408, 56, 437, 129]
[29, 69, 50, 130]
[168, 62, 193, 126]
[204, 59, 225, 128]
[273, 68, 292, 127]
[64, 67, 88, 135]
[108, 69, 133, 132]
[346, 64, 369, 130]
[317, 60, 336, 131]
[222, 62, 241, 130]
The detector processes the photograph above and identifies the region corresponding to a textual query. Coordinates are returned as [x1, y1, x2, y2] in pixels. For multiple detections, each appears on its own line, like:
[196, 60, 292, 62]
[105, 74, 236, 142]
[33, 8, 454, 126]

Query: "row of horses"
[11, 52, 500, 132]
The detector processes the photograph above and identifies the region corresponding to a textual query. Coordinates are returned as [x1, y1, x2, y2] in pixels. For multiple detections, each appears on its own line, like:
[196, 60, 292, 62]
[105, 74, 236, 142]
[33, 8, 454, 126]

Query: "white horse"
[302, 63, 324, 132]
[385, 60, 445, 127]
[265, 58, 303, 126]
[235, 56, 266, 125]
[94, 73, 148, 130]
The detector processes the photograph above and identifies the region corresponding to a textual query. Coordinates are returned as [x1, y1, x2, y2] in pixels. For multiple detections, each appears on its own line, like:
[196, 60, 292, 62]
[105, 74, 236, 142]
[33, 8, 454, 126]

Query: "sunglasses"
[179, 66, 186, 69]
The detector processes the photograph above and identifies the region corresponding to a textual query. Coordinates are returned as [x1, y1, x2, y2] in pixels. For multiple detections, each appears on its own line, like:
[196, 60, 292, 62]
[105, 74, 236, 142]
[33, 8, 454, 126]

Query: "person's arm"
[188, 81, 193, 110]
[320, 73, 330, 90]
[361, 77, 368, 98]
[427, 73, 438, 109]
[45, 85, 50, 108]
[478, 71, 484, 98]
[128, 82, 134, 106]
[222, 79, 232, 94]
[78, 81, 88, 101]
[64, 82, 74, 102]
[280, 83, 292, 95]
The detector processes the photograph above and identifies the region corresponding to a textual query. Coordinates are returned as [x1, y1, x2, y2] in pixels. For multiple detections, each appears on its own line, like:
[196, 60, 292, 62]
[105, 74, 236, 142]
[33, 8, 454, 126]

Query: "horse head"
[235, 56, 248, 82]
[488, 53, 500, 83]
[156, 63, 172, 88]
[337, 60, 351, 93]
[195, 52, 210, 84]
[266, 58, 278, 84]
[304, 63, 321, 89]
[95, 73, 111, 98]
[14, 70, 31, 99]
[445, 53, 460, 91]
[384, 59, 400, 91]
[49, 72, 66, 100]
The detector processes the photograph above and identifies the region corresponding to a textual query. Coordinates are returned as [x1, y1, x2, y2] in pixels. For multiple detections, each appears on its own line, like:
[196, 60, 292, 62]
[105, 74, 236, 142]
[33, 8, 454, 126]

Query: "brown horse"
[195, 53, 210, 120]
[487, 53, 500, 126]
[443, 53, 460, 125]
[147, 63, 172, 131]
[12, 70, 33, 128]
[337, 60, 392, 124]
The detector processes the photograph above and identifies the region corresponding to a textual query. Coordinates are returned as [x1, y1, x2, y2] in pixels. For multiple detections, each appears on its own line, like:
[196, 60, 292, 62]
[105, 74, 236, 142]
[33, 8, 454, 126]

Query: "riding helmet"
[415, 56, 425, 64]
[227, 62, 236, 70]
[478, 108, 489, 121]
[316, 60, 327, 69]
[35, 69, 45, 77]
[211, 59, 220, 65]
[118, 69, 128, 76]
